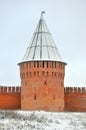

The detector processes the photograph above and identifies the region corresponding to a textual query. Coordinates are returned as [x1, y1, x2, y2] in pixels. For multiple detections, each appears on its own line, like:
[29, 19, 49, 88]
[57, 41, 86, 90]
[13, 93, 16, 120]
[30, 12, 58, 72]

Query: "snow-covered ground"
[0, 110, 86, 130]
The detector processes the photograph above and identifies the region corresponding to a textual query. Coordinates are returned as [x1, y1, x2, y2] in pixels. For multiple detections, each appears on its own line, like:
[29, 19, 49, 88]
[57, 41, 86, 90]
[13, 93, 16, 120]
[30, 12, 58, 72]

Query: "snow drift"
[0, 110, 86, 130]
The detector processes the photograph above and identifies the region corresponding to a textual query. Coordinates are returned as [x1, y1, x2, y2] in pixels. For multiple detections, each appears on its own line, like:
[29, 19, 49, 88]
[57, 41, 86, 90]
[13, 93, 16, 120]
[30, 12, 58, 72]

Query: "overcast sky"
[0, 0, 86, 86]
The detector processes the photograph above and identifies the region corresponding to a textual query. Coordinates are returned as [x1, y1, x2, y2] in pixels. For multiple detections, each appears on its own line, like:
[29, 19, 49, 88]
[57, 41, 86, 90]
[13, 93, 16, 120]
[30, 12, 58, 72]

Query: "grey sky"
[0, 0, 86, 86]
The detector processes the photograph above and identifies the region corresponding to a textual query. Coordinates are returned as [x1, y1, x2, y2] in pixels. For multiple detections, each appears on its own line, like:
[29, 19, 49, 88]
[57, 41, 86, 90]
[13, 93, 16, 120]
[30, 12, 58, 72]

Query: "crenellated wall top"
[64, 87, 86, 93]
[0, 86, 21, 93]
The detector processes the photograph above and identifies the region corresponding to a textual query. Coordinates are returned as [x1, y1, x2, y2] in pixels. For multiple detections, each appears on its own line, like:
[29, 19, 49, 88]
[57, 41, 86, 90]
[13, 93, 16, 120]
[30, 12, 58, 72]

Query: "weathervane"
[41, 11, 45, 17]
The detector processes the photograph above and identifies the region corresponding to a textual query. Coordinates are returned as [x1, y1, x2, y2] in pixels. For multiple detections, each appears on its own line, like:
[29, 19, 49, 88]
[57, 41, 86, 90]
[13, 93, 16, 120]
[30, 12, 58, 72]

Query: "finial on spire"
[41, 11, 45, 17]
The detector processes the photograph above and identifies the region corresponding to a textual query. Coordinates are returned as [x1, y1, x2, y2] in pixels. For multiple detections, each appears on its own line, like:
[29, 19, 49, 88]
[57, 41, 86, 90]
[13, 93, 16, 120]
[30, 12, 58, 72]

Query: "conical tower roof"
[20, 12, 65, 63]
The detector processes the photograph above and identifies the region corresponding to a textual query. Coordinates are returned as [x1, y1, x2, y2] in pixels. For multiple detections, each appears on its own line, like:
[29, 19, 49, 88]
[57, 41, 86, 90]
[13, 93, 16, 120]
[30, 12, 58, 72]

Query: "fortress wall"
[0, 86, 21, 109]
[64, 87, 86, 112]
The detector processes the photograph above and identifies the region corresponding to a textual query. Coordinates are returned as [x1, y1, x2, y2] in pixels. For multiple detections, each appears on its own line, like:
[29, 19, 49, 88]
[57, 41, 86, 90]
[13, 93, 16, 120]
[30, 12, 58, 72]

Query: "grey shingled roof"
[21, 13, 65, 63]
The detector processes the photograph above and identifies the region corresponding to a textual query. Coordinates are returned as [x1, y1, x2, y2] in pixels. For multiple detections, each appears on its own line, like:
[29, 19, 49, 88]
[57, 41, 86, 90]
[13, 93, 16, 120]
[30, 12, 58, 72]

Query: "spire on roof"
[41, 11, 45, 17]
[21, 12, 64, 63]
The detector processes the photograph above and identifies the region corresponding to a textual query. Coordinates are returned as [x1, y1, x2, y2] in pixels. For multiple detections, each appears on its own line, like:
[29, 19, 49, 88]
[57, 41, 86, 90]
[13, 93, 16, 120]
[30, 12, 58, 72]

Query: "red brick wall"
[0, 86, 86, 111]
[64, 87, 86, 112]
[0, 87, 21, 109]
[19, 61, 65, 111]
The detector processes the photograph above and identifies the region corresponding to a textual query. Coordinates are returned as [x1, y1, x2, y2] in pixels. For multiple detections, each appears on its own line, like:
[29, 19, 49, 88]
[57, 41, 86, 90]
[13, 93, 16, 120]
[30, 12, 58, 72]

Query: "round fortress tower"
[18, 12, 66, 111]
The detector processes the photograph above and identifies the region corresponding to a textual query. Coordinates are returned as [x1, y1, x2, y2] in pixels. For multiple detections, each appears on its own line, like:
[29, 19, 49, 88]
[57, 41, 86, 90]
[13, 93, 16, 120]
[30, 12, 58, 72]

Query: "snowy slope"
[0, 110, 86, 130]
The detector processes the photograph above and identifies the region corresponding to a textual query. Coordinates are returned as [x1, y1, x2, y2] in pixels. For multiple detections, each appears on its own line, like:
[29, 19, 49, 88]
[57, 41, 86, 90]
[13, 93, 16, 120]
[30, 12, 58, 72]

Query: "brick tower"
[18, 12, 66, 111]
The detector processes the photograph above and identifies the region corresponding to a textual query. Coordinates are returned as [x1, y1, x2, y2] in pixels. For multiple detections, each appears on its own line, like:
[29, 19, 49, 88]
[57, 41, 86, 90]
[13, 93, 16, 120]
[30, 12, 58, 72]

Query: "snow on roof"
[20, 12, 66, 64]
